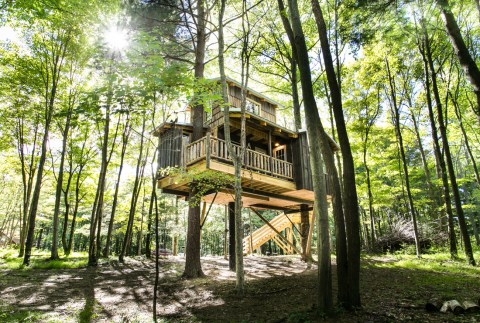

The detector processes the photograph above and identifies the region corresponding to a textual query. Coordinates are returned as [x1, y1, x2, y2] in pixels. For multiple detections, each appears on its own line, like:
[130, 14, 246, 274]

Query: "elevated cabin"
[154, 77, 338, 215]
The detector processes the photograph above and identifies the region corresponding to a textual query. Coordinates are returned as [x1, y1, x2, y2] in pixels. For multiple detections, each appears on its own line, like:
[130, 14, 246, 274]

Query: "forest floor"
[0, 250, 479, 322]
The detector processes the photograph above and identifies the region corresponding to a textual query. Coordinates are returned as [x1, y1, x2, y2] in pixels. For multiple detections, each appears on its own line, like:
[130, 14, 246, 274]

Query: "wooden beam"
[201, 191, 218, 228]
[242, 187, 313, 205]
[250, 208, 302, 255]
[249, 204, 291, 211]
[285, 207, 313, 215]
[161, 188, 189, 197]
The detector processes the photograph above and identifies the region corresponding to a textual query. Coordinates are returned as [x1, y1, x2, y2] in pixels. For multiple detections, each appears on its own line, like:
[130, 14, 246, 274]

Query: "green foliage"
[173, 168, 235, 207]
[0, 249, 88, 270]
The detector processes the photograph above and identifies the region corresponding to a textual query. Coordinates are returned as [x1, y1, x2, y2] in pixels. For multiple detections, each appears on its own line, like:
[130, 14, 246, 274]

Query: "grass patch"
[0, 309, 45, 322]
[0, 248, 88, 270]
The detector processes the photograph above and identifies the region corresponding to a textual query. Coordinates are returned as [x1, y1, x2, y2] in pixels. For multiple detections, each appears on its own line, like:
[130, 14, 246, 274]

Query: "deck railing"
[185, 136, 293, 180]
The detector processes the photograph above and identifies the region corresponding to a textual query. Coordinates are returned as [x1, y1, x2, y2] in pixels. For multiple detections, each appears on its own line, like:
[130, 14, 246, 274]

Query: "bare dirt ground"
[1, 255, 479, 322]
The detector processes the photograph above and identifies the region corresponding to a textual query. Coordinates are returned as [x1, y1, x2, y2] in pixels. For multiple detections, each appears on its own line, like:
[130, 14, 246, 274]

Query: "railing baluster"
[184, 136, 293, 179]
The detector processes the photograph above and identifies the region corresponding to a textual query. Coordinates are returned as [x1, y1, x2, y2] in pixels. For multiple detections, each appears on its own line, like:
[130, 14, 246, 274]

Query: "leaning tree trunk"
[436, 0, 480, 120]
[450, 92, 480, 184]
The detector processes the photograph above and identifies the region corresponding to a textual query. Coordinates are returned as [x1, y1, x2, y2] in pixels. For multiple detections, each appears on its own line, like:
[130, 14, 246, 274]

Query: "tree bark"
[88, 103, 110, 266]
[23, 31, 70, 265]
[436, 0, 480, 117]
[310, 0, 361, 308]
[385, 58, 421, 257]
[119, 115, 147, 262]
[183, 0, 207, 279]
[283, 0, 333, 311]
[418, 29, 457, 256]
[228, 202, 235, 271]
[104, 116, 130, 257]
[425, 29, 475, 265]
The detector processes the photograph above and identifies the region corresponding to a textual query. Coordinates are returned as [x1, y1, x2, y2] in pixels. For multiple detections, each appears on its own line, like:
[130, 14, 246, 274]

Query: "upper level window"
[246, 98, 261, 115]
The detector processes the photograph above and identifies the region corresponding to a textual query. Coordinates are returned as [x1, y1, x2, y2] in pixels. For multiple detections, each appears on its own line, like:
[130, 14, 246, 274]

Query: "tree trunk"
[419, 30, 457, 256]
[17, 115, 39, 258]
[436, 0, 480, 117]
[152, 180, 160, 322]
[183, 187, 204, 277]
[385, 58, 421, 257]
[51, 107, 72, 260]
[425, 30, 476, 265]
[310, 0, 361, 308]
[104, 117, 130, 257]
[120, 115, 147, 263]
[88, 104, 110, 266]
[283, 0, 332, 311]
[183, 0, 207, 279]
[451, 92, 480, 184]
[23, 31, 70, 265]
[228, 202, 236, 270]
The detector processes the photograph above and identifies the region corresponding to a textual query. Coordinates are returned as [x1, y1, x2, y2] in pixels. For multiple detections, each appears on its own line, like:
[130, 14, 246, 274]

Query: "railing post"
[268, 130, 273, 175]
[206, 132, 211, 168]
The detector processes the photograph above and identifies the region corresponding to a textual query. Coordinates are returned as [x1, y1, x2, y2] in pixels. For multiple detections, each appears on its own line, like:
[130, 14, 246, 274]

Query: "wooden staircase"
[243, 212, 305, 255]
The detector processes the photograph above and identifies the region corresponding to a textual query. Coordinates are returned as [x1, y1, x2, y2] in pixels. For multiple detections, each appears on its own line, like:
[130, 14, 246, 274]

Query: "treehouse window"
[246, 99, 260, 115]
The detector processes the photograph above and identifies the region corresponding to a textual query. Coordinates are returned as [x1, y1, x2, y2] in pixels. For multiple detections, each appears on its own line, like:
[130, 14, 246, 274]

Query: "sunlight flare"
[104, 26, 128, 51]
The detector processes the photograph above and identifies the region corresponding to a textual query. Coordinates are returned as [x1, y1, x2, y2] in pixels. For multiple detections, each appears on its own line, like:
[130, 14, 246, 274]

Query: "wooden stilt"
[305, 211, 315, 258]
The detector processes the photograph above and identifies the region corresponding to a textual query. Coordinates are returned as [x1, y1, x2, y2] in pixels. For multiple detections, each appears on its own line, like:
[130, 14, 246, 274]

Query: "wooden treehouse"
[154, 77, 338, 257]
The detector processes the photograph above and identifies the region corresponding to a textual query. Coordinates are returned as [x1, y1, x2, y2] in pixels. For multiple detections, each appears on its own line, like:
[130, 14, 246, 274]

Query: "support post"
[300, 204, 310, 258]
[305, 211, 315, 258]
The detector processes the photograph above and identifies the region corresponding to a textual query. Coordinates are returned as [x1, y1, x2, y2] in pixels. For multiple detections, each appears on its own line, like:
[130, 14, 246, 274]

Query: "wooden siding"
[157, 128, 184, 173]
[228, 84, 277, 122]
[291, 132, 313, 191]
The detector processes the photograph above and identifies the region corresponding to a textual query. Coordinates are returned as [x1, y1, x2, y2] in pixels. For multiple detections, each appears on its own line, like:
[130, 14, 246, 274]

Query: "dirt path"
[0, 255, 479, 322]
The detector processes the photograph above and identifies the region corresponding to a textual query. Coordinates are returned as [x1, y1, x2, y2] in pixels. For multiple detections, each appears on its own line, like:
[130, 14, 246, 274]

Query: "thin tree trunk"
[426, 36, 476, 265]
[450, 92, 480, 184]
[310, 0, 361, 308]
[24, 31, 70, 265]
[282, 0, 332, 311]
[17, 114, 39, 258]
[104, 116, 131, 257]
[385, 58, 421, 258]
[418, 28, 458, 256]
[228, 202, 235, 270]
[120, 115, 147, 262]
[88, 103, 110, 266]
[51, 106, 72, 260]
[152, 180, 160, 322]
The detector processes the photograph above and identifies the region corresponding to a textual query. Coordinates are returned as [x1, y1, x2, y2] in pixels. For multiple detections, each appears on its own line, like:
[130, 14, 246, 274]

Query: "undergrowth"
[0, 248, 88, 270]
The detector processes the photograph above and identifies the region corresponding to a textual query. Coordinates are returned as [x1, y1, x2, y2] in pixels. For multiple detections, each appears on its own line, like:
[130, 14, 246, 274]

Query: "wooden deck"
[185, 136, 294, 180]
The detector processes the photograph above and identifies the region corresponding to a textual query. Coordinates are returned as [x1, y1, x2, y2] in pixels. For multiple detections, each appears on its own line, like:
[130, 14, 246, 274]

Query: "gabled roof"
[209, 76, 285, 110]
